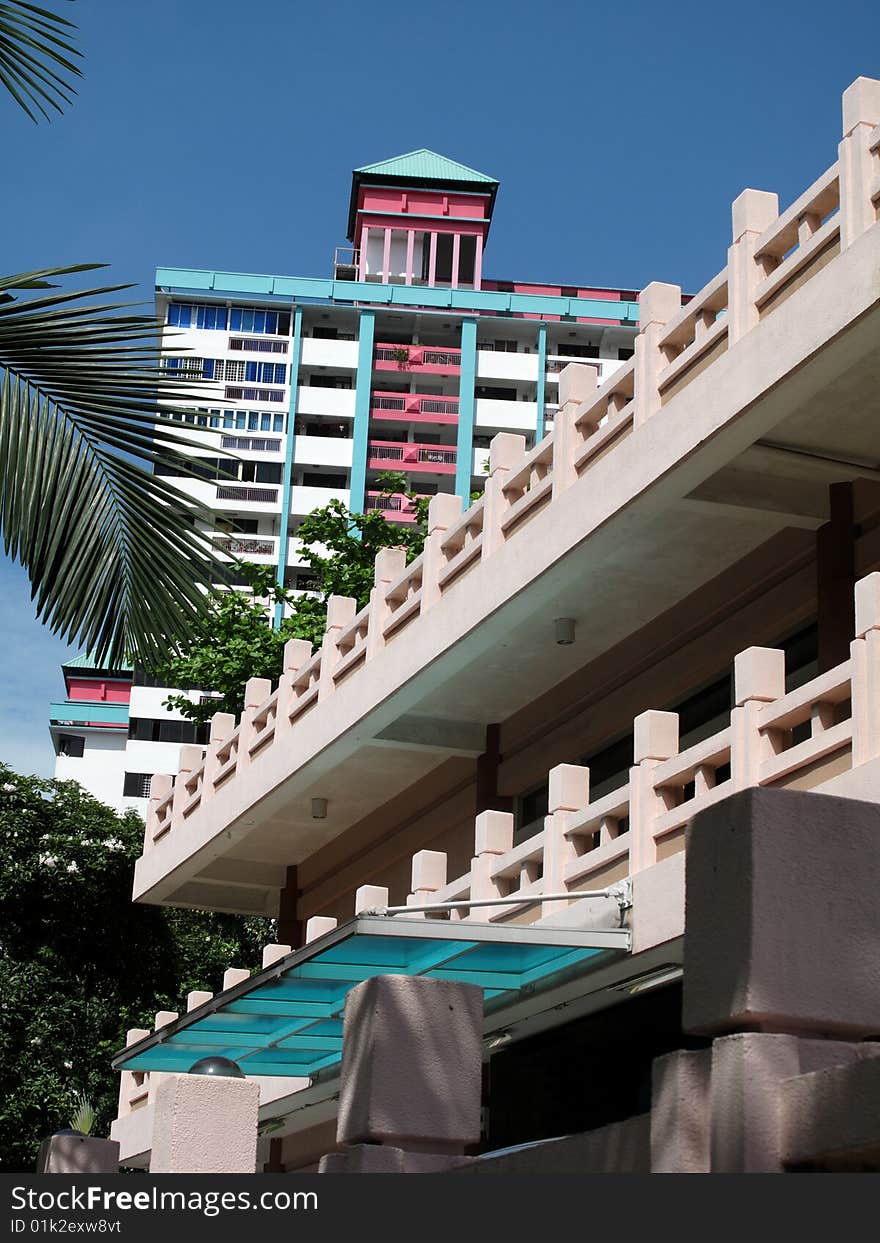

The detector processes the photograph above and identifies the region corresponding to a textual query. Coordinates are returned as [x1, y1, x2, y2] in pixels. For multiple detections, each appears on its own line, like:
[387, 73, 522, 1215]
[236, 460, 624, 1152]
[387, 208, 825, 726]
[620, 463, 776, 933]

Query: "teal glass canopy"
[113, 917, 629, 1078]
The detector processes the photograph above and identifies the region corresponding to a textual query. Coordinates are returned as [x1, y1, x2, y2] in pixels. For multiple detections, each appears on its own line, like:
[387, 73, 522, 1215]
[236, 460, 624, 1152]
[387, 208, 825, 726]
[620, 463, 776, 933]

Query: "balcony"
[300, 337, 359, 370]
[367, 440, 457, 474]
[49, 700, 129, 728]
[370, 392, 459, 425]
[364, 491, 420, 523]
[213, 535, 278, 559]
[215, 484, 279, 507]
[374, 343, 461, 375]
[476, 349, 539, 383]
[290, 484, 351, 515]
[474, 398, 538, 431]
[292, 434, 353, 469]
[296, 386, 356, 419]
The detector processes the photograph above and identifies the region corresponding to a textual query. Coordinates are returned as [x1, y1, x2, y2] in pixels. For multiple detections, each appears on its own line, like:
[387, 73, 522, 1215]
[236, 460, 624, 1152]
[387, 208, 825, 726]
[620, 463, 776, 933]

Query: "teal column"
[535, 322, 547, 440]
[455, 318, 477, 504]
[273, 306, 303, 628]
[349, 309, 375, 517]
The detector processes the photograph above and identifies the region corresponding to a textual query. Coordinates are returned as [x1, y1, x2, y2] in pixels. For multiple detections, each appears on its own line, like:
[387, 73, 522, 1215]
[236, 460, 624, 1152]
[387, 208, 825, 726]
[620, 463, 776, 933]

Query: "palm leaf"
[0, 264, 235, 668]
[0, 1, 82, 122]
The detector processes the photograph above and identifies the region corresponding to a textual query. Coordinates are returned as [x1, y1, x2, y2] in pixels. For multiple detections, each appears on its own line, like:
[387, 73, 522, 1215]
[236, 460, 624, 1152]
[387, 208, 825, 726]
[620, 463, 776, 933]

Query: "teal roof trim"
[156, 269, 640, 325]
[64, 652, 133, 672]
[354, 149, 498, 185]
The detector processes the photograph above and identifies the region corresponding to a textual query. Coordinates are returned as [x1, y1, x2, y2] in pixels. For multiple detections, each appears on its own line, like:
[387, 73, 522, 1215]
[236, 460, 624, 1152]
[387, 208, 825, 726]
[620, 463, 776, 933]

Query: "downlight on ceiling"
[554, 617, 576, 646]
[311, 798, 328, 820]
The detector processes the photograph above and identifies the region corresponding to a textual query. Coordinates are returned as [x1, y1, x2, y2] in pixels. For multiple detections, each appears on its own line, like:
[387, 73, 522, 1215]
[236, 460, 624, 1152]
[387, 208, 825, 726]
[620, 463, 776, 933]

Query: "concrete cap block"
[855, 572, 880, 638]
[734, 645, 786, 705]
[638, 281, 681, 328]
[374, 546, 408, 585]
[731, 188, 779, 242]
[186, 990, 213, 1012]
[355, 884, 389, 914]
[558, 362, 598, 409]
[261, 943, 292, 969]
[208, 711, 235, 743]
[548, 763, 590, 814]
[37, 1135, 119, 1175]
[154, 1010, 178, 1031]
[151, 1074, 260, 1174]
[325, 594, 358, 631]
[282, 638, 313, 674]
[781, 1048, 880, 1168]
[474, 809, 514, 856]
[683, 787, 880, 1038]
[126, 1027, 149, 1046]
[428, 491, 463, 534]
[222, 967, 250, 990]
[633, 709, 679, 763]
[650, 1049, 711, 1173]
[842, 76, 880, 137]
[305, 915, 338, 943]
[149, 773, 173, 801]
[337, 975, 483, 1148]
[243, 677, 271, 711]
[411, 849, 447, 892]
[177, 744, 203, 773]
[488, 431, 526, 474]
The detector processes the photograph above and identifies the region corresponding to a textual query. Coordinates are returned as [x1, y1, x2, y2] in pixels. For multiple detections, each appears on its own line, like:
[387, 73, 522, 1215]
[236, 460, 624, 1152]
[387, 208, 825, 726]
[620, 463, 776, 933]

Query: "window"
[167, 304, 193, 327]
[301, 472, 347, 489]
[58, 734, 85, 758]
[458, 235, 477, 284]
[224, 386, 285, 402]
[195, 306, 227, 331]
[221, 435, 281, 453]
[229, 308, 291, 336]
[123, 772, 154, 799]
[244, 361, 287, 385]
[229, 337, 287, 354]
[308, 375, 352, 389]
[164, 356, 214, 379]
[128, 719, 208, 745]
[557, 343, 600, 359]
[435, 234, 453, 283]
[618, 347, 635, 361]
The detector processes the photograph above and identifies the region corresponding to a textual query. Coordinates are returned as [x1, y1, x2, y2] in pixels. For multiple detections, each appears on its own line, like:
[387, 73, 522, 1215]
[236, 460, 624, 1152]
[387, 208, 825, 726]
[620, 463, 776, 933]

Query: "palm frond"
[0, 1, 82, 122]
[0, 265, 234, 667]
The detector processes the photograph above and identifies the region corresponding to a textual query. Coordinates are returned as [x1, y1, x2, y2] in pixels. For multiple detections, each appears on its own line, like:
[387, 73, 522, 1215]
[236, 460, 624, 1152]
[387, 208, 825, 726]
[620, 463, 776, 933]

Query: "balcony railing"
[374, 343, 461, 373]
[364, 492, 420, 522]
[370, 392, 459, 423]
[215, 485, 278, 504]
[214, 536, 276, 556]
[367, 440, 457, 472]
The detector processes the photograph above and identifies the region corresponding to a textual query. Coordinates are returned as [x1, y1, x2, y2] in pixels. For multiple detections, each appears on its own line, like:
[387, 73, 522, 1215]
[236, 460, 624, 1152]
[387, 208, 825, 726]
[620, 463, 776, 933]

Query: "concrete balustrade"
[139, 78, 880, 898]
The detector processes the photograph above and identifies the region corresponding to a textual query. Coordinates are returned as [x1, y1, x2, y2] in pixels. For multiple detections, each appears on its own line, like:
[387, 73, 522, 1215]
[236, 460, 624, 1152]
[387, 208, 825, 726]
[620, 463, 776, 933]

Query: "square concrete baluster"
[839, 77, 880, 249]
[730, 646, 785, 787]
[355, 884, 389, 915]
[406, 848, 447, 919]
[633, 282, 681, 426]
[277, 637, 312, 727]
[150, 1074, 260, 1174]
[541, 764, 589, 917]
[628, 710, 679, 873]
[116, 1028, 150, 1119]
[851, 572, 880, 764]
[481, 433, 526, 558]
[147, 1010, 178, 1102]
[305, 916, 338, 943]
[367, 546, 407, 659]
[238, 677, 272, 769]
[421, 492, 462, 613]
[318, 595, 357, 702]
[262, 943, 292, 969]
[683, 786, 880, 1039]
[727, 189, 779, 342]
[186, 990, 212, 1012]
[468, 810, 514, 915]
[171, 746, 203, 820]
[223, 967, 250, 990]
[202, 711, 235, 798]
[336, 974, 483, 1152]
[145, 773, 173, 848]
[553, 365, 597, 497]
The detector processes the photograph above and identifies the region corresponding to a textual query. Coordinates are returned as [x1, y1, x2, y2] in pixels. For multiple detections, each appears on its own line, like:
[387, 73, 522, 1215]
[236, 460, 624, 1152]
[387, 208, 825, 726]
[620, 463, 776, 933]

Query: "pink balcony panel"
[370, 392, 459, 425]
[374, 343, 461, 376]
[367, 440, 457, 474]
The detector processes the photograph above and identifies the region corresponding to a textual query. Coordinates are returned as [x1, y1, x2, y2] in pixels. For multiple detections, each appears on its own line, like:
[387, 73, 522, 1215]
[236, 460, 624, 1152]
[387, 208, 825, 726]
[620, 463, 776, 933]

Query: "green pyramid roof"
[348, 149, 499, 239]
[354, 149, 498, 185]
[64, 651, 133, 673]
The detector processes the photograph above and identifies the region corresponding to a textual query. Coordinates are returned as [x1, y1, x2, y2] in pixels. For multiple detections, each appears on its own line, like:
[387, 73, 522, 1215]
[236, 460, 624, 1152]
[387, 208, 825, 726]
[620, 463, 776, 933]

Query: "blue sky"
[1, 0, 877, 777]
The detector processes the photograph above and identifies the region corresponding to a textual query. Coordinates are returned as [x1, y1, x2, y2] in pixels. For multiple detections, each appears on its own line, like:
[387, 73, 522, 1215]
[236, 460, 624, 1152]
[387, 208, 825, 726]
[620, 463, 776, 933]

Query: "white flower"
[39, 853, 58, 869]
[63, 1061, 73, 1069]
[105, 838, 124, 852]
[65, 861, 79, 874]
[2, 782, 15, 792]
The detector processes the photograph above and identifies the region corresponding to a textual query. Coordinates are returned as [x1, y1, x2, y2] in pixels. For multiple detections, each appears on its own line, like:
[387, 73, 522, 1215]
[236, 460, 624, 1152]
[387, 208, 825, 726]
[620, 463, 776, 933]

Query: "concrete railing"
[144, 77, 880, 858]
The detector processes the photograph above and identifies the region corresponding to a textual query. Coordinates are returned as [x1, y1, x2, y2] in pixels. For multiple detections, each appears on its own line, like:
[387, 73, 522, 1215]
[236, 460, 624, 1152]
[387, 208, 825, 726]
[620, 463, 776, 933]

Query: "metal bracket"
[608, 878, 633, 921]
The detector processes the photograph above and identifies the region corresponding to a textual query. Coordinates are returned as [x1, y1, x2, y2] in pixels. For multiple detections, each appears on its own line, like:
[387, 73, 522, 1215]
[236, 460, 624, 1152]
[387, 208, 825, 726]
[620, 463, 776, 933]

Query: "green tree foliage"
[159, 473, 431, 726]
[0, 765, 271, 1171]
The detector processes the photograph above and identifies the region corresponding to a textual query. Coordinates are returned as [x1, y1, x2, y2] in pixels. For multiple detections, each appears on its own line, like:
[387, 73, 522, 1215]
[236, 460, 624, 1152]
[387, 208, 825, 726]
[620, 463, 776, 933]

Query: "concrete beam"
[372, 714, 488, 756]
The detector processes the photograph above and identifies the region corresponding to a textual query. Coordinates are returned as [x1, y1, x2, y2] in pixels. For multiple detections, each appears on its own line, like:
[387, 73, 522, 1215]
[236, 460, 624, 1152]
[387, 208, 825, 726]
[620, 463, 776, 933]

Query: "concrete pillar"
[150, 1074, 260, 1174]
[37, 1135, 119, 1174]
[816, 481, 855, 672]
[650, 1049, 712, 1173]
[475, 723, 512, 816]
[334, 974, 482, 1158]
